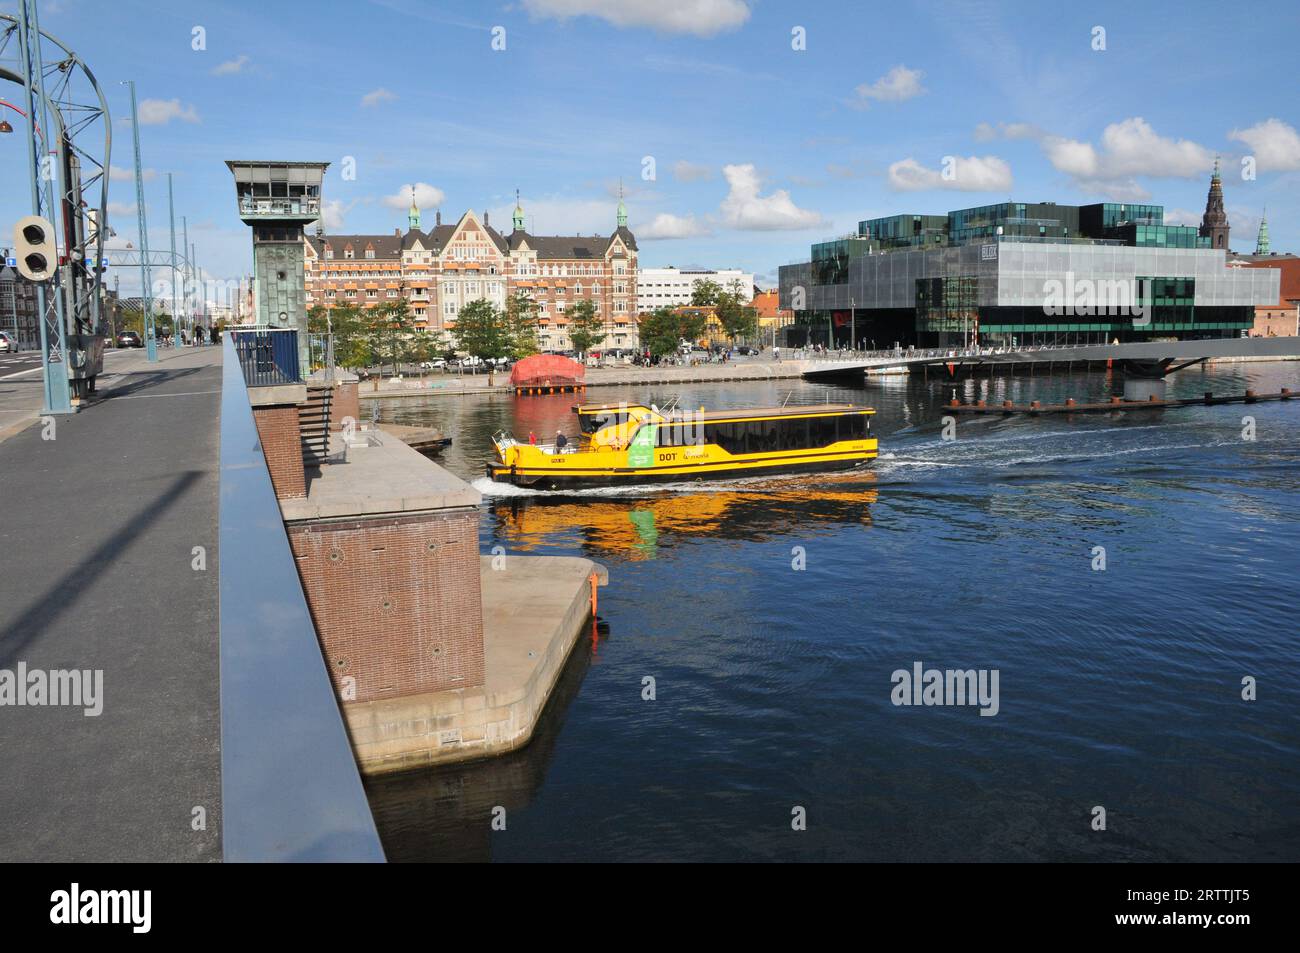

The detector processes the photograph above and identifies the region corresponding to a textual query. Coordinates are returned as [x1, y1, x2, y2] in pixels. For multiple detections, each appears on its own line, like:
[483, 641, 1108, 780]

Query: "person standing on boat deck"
[529, 431, 536, 445]
[555, 430, 567, 450]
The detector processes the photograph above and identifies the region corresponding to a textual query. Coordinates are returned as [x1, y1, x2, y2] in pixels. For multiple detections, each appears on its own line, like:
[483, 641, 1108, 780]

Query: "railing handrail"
[218, 336, 385, 862]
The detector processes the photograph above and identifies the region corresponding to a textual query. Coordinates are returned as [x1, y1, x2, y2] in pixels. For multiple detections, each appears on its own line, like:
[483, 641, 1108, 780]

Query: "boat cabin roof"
[664, 404, 873, 422]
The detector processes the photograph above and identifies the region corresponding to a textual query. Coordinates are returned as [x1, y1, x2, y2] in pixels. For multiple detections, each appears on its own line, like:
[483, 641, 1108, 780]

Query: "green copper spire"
[616, 180, 628, 229]
[1212, 155, 1221, 181]
[408, 185, 420, 231]
[512, 188, 525, 232]
[1255, 208, 1270, 255]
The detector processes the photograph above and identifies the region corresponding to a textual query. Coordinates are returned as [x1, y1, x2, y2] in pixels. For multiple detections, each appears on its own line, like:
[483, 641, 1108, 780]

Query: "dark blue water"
[363, 362, 1300, 862]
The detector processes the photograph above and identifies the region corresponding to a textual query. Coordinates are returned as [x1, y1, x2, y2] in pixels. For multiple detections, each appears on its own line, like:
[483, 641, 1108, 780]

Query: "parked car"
[0, 331, 14, 353]
[116, 331, 142, 348]
[419, 359, 447, 370]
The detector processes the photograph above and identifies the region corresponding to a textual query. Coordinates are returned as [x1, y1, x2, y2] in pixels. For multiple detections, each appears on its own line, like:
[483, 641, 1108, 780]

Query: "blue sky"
[2, 0, 1298, 300]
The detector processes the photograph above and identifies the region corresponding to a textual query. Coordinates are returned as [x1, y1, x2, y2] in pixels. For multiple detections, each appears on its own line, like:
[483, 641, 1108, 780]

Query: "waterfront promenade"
[0, 346, 224, 862]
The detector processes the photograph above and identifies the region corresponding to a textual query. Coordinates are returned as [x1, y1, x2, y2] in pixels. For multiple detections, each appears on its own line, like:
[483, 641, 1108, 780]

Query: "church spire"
[512, 188, 525, 232]
[408, 185, 420, 231]
[616, 180, 628, 229]
[1199, 158, 1229, 252]
[1255, 208, 1270, 255]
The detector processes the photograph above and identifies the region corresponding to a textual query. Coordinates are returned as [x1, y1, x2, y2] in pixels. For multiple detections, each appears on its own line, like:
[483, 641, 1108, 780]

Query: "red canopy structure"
[509, 354, 585, 389]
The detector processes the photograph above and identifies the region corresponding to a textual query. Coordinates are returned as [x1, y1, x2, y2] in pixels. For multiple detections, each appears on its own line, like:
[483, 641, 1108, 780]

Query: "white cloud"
[1163, 208, 1201, 227]
[107, 201, 137, 217]
[1229, 118, 1300, 172]
[212, 54, 250, 76]
[974, 121, 1041, 142]
[521, 0, 750, 36]
[672, 160, 713, 182]
[136, 99, 199, 125]
[850, 65, 925, 108]
[639, 213, 711, 240]
[1073, 179, 1151, 202]
[887, 156, 1013, 192]
[1042, 118, 1212, 181]
[718, 163, 825, 230]
[361, 87, 397, 108]
[313, 200, 350, 232]
[110, 165, 156, 182]
[383, 183, 446, 212]
[488, 196, 620, 235]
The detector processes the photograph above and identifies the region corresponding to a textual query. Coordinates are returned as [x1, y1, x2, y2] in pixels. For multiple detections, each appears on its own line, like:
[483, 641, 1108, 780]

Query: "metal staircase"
[299, 386, 333, 467]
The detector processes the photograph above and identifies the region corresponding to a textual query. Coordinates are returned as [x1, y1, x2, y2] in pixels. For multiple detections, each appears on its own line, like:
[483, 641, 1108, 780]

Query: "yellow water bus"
[487, 402, 877, 489]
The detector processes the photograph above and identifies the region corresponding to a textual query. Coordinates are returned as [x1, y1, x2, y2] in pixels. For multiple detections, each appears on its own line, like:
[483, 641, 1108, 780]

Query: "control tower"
[225, 160, 329, 372]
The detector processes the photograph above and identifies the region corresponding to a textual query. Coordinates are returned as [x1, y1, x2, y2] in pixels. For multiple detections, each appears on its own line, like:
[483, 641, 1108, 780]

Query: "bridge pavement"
[801, 336, 1300, 378]
[0, 345, 224, 861]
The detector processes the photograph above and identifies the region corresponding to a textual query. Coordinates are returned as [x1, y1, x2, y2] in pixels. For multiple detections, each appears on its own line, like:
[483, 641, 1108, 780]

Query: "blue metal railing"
[218, 336, 384, 862]
[230, 328, 300, 386]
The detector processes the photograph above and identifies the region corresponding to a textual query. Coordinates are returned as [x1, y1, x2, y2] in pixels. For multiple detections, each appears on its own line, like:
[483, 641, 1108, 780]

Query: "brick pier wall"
[251, 405, 306, 499]
[287, 508, 485, 703]
[331, 381, 361, 432]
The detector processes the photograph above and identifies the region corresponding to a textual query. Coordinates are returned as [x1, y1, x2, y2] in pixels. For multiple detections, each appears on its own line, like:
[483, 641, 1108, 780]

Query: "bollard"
[977, 400, 986, 408]
[1030, 400, 1041, 410]
[1003, 400, 1013, 409]
[1204, 391, 1213, 403]
[1245, 389, 1256, 403]
[1065, 398, 1075, 407]
[1110, 396, 1122, 404]
[949, 398, 960, 407]
[1282, 388, 1292, 399]
[1148, 394, 1159, 402]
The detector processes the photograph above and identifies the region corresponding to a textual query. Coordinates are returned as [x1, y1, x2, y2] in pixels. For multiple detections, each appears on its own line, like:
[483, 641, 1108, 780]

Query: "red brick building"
[304, 194, 638, 352]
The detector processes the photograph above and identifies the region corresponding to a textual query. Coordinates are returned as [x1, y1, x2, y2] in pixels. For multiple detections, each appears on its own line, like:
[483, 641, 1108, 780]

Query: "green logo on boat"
[627, 424, 657, 467]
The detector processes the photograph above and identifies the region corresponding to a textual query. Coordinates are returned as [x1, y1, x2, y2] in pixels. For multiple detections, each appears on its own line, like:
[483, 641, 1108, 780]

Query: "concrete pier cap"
[277, 428, 607, 774]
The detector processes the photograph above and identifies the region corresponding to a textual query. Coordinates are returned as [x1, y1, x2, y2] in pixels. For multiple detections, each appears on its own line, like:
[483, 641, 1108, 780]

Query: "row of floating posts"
[946, 388, 1294, 415]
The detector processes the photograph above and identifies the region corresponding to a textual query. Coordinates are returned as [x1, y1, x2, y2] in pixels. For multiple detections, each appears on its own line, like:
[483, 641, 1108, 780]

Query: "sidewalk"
[0, 345, 224, 861]
[360, 359, 808, 399]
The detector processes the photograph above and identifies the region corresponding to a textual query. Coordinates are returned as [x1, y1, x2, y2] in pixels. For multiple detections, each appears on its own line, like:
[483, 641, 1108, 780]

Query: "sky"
[2, 0, 1298, 301]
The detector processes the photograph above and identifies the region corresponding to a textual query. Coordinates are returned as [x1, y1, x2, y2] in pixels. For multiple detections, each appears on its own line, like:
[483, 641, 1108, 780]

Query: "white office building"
[637, 267, 754, 312]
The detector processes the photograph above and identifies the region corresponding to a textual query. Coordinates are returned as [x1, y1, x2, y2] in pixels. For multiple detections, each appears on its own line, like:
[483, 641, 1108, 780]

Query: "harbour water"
[363, 361, 1300, 862]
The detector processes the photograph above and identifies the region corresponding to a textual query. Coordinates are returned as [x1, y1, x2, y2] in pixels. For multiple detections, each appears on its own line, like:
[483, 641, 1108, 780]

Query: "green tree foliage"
[367, 300, 417, 377]
[638, 306, 707, 357]
[715, 279, 759, 342]
[690, 278, 721, 307]
[452, 298, 512, 362]
[565, 297, 605, 356]
[504, 292, 541, 360]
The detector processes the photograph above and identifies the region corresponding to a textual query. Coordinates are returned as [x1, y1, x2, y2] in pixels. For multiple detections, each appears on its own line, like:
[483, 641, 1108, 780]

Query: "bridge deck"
[0, 347, 224, 862]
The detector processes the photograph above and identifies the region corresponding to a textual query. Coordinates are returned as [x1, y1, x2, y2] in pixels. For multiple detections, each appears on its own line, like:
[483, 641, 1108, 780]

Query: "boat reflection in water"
[365, 472, 879, 861]
[486, 469, 880, 562]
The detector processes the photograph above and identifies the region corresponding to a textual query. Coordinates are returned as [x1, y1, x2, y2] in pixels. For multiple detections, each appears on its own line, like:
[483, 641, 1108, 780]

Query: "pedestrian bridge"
[800, 336, 1300, 380]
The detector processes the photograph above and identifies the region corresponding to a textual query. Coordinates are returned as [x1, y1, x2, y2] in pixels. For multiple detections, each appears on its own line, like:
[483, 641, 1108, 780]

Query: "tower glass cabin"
[225, 160, 330, 373]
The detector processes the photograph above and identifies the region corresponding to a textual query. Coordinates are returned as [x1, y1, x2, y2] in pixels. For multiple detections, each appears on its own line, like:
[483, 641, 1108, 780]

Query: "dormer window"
[365, 248, 375, 259]
[344, 247, 354, 260]
[325, 247, 334, 259]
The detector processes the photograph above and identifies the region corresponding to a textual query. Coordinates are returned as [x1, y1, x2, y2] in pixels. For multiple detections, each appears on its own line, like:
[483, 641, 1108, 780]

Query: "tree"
[690, 278, 721, 307]
[565, 297, 605, 357]
[715, 280, 759, 343]
[367, 300, 417, 377]
[638, 306, 707, 358]
[452, 298, 512, 362]
[329, 305, 374, 370]
[504, 292, 540, 360]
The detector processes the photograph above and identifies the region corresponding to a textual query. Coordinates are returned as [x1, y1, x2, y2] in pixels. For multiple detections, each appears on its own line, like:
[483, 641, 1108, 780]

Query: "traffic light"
[12, 215, 57, 282]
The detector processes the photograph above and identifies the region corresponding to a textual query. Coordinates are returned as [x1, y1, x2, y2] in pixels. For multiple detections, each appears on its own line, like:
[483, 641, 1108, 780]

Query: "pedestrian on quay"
[528, 431, 536, 445]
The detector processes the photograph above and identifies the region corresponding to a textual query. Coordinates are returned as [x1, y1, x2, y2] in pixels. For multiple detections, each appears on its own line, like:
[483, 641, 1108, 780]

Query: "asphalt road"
[0, 346, 223, 861]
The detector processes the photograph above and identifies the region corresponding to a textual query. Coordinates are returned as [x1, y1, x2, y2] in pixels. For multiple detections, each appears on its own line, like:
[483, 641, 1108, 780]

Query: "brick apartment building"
[305, 193, 639, 353]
